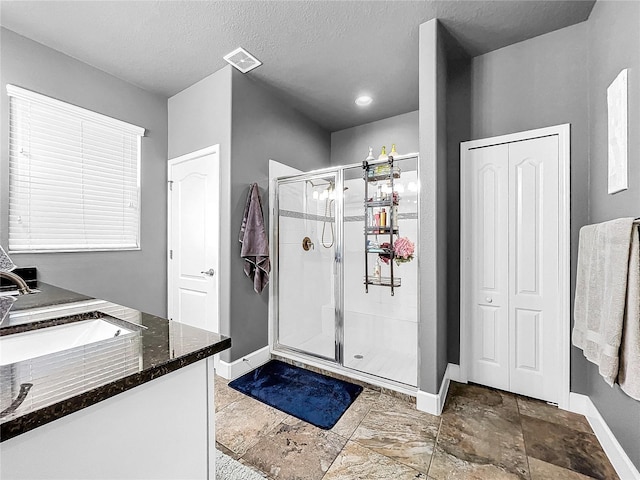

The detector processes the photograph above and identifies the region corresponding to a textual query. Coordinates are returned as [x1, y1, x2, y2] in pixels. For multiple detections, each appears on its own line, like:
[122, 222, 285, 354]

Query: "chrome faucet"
[0, 271, 32, 295]
[0, 244, 32, 295]
[0, 383, 33, 418]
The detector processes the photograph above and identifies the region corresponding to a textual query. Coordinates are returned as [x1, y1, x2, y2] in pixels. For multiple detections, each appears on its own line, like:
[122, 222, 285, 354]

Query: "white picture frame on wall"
[607, 69, 628, 194]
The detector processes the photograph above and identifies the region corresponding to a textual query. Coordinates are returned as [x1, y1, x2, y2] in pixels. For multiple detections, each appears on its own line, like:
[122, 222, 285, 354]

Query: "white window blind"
[7, 85, 145, 252]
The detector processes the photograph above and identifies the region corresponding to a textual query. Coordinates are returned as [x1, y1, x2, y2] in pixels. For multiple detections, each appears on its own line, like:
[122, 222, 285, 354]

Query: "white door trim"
[459, 124, 571, 410]
[169, 145, 219, 165]
[167, 145, 220, 330]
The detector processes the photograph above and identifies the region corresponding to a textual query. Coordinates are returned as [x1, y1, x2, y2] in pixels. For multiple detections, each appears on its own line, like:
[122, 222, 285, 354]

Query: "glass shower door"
[276, 172, 340, 362]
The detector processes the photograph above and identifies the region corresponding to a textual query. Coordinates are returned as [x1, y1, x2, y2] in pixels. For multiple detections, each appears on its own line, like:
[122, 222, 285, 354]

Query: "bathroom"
[1, 1, 640, 479]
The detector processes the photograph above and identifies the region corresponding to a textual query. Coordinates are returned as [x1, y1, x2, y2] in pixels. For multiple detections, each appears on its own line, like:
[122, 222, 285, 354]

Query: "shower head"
[328, 181, 348, 192]
[310, 181, 347, 200]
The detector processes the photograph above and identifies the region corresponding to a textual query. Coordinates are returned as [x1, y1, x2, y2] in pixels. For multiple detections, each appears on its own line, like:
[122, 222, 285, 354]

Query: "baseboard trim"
[215, 346, 271, 380]
[447, 363, 463, 383]
[416, 363, 458, 416]
[568, 393, 640, 480]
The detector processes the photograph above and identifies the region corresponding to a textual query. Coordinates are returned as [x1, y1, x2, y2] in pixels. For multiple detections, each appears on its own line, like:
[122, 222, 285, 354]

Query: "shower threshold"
[271, 348, 418, 398]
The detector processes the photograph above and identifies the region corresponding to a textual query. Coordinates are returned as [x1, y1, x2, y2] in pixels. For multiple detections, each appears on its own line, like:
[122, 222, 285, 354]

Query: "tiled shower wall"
[343, 166, 418, 386]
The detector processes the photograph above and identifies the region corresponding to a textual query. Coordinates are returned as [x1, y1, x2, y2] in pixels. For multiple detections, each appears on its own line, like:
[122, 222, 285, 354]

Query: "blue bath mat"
[228, 360, 363, 429]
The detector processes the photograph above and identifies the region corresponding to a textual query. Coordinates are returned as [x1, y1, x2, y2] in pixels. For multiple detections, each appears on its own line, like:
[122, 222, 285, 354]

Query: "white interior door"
[462, 129, 566, 405]
[168, 146, 219, 333]
[508, 136, 559, 400]
[467, 143, 510, 391]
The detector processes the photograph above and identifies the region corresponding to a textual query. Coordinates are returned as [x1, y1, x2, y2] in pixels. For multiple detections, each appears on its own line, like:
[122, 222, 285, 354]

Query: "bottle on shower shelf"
[376, 146, 390, 177]
[389, 144, 398, 159]
[366, 147, 375, 179]
[365, 146, 375, 162]
[378, 145, 388, 162]
[373, 261, 382, 281]
[380, 208, 387, 228]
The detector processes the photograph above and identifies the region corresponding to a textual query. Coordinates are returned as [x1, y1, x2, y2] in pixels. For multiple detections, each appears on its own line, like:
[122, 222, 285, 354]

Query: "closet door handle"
[486, 297, 493, 303]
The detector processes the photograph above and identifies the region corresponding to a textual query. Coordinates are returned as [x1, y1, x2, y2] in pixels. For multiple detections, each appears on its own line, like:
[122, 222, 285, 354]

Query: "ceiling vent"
[223, 47, 262, 74]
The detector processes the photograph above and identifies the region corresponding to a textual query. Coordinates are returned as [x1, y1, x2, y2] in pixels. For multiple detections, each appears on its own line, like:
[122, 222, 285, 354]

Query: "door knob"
[486, 297, 493, 303]
[201, 269, 215, 276]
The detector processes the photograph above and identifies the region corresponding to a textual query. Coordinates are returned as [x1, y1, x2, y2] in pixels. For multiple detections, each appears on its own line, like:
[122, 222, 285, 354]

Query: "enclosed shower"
[272, 154, 419, 390]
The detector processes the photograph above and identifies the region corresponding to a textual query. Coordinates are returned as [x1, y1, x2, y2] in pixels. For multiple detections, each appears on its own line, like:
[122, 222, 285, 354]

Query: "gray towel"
[239, 183, 270, 294]
[573, 217, 637, 386]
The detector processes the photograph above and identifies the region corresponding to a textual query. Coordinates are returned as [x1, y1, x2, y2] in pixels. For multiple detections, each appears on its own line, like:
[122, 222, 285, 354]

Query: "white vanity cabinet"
[1, 357, 216, 480]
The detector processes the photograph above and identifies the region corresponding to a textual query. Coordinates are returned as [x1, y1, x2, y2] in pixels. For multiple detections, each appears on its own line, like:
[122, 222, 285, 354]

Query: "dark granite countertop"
[0, 283, 230, 442]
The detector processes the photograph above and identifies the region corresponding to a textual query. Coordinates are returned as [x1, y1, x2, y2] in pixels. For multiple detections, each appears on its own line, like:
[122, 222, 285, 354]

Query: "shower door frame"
[272, 167, 345, 365]
[271, 153, 421, 392]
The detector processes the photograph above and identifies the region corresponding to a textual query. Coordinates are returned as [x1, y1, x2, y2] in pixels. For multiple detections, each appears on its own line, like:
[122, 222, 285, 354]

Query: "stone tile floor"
[215, 376, 618, 480]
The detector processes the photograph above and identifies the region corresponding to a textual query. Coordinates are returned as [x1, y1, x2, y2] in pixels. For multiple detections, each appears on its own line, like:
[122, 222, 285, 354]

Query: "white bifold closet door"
[466, 135, 560, 403]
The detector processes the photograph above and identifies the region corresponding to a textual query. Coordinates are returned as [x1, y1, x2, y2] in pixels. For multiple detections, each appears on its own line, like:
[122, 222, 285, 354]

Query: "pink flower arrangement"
[379, 237, 415, 266]
[393, 237, 415, 265]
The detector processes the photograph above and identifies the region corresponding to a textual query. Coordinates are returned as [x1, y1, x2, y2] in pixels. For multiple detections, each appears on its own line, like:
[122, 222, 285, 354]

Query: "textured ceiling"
[0, 1, 595, 132]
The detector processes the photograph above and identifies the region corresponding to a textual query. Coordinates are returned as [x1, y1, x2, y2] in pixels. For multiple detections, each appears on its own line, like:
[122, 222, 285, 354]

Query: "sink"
[0, 318, 134, 366]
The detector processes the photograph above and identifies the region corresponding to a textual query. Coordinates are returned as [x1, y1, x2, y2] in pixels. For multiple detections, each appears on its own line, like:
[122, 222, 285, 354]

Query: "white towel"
[572, 217, 637, 386]
[618, 224, 640, 400]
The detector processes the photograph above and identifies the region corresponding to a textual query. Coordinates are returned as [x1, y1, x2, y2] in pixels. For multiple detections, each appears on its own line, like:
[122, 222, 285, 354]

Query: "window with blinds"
[6, 85, 145, 252]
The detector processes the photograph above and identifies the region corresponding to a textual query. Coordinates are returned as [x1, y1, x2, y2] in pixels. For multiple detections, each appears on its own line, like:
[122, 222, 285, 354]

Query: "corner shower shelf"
[365, 227, 399, 235]
[362, 157, 401, 296]
[363, 276, 401, 288]
[366, 166, 401, 183]
[365, 199, 397, 208]
[365, 247, 393, 255]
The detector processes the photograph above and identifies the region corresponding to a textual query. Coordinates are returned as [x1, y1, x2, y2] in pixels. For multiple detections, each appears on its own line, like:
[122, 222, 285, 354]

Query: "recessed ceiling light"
[355, 95, 373, 106]
[223, 47, 262, 74]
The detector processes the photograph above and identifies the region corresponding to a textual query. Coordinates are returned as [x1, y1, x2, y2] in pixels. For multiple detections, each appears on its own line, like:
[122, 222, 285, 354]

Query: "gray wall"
[330, 111, 419, 166]
[434, 22, 450, 393]
[167, 66, 232, 160]
[168, 68, 330, 363]
[229, 71, 331, 361]
[444, 40, 471, 365]
[168, 66, 233, 348]
[584, 0, 640, 469]
[0, 28, 168, 316]
[418, 19, 449, 394]
[469, 22, 590, 390]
